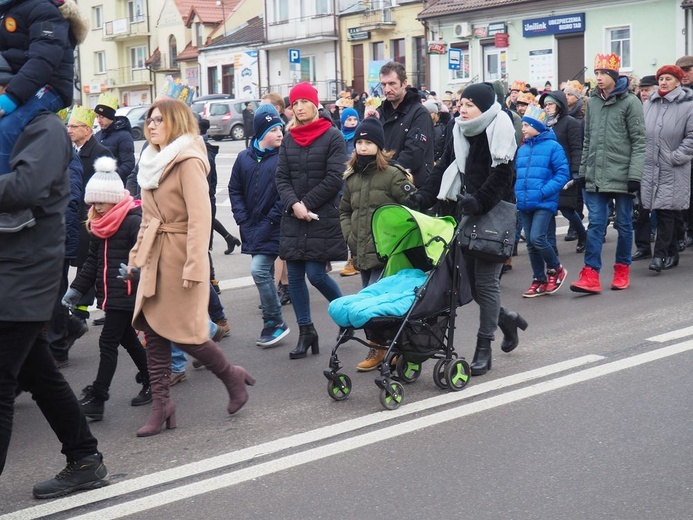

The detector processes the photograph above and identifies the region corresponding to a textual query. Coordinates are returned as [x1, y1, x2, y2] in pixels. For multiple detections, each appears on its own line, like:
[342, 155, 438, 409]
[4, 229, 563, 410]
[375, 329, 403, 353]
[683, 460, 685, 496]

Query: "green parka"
[340, 161, 416, 271]
[579, 76, 646, 193]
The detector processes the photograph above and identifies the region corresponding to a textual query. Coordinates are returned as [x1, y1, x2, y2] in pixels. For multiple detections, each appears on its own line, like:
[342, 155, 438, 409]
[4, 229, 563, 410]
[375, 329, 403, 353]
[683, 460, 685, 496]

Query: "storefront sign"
[494, 33, 509, 48]
[488, 23, 507, 36]
[523, 13, 585, 37]
[448, 48, 462, 70]
[529, 49, 554, 86]
[428, 41, 448, 55]
[348, 27, 370, 41]
[473, 26, 487, 38]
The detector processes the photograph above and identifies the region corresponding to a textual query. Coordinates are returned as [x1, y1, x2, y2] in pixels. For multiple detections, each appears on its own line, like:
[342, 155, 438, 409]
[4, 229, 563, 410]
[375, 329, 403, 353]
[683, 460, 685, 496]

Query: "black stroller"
[324, 204, 474, 410]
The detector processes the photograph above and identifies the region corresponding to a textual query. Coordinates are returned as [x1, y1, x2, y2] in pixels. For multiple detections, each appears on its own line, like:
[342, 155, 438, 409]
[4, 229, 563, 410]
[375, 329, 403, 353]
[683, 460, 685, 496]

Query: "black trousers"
[47, 260, 71, 356]
[654, 209, 678, 259]
[633, 208, 652, 253]
[92, 309, 148, 396]
[0, 321, 98, 474]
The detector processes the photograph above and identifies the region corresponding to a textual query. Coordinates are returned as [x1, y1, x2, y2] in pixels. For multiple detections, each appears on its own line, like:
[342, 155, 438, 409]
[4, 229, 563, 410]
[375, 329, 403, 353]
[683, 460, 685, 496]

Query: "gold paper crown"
[564, 80, 583, 95]
[157, 75, 194, 106]
[594, 53, 620, 72]
[511, 80, 526, 92]
[523, 104, 547, 124]
[517, 92, 535, 105]
[56, 108, 70, 123]
[96, 92, 119, 111]
[70, 105, 96, 127]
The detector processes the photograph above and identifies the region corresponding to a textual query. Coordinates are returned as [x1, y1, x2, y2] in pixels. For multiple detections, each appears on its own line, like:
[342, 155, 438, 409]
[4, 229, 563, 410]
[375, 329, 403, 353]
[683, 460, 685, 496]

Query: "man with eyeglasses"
[65, 106, 114, 343]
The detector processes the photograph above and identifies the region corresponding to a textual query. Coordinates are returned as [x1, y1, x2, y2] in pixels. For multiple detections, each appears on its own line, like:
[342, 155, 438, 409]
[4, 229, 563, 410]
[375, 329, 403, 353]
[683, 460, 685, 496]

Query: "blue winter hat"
[253, 104, 283, 141]
[522, 105, 549, 133]
[340, 107, 359, 127]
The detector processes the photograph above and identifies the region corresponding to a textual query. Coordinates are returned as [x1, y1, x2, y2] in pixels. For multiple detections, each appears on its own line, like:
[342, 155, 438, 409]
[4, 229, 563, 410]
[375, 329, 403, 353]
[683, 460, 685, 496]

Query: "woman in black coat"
[275, 82, 347, 360]
[539, 91, 586, 252]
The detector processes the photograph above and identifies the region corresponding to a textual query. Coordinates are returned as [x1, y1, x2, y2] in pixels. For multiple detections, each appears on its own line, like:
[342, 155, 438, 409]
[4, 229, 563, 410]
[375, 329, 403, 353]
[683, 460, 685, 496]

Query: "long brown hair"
[144, 98, 198, 150]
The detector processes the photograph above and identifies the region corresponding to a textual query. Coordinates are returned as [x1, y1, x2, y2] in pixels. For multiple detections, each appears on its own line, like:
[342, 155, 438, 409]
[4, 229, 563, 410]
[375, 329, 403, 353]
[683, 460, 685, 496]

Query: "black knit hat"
[639, 75, 658, 88]
[460, 83, 496, 113]
[353, 116, 385, 150]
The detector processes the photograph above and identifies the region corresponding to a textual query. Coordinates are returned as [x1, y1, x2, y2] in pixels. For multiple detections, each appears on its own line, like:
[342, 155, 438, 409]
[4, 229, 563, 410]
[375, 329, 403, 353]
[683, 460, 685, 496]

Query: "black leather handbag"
[458, 199, 517, 263]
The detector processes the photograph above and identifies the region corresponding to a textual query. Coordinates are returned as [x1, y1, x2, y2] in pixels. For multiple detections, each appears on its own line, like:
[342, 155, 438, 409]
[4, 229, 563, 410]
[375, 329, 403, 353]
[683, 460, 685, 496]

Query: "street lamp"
[216, 0, 227, 37]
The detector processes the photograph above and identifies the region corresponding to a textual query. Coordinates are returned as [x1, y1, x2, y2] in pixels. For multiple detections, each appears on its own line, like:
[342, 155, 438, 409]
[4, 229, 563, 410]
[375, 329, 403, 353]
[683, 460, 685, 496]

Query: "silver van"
[204, 99, 260, 141]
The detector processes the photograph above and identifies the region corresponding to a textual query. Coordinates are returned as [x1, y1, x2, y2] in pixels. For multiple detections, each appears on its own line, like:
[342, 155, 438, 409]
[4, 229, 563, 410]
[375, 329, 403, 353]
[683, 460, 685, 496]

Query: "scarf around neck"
[137, 134, 196, 190]
[437, 102, 518, 201]
[289, 118, 332, 147]
[90, 194, 140, 239]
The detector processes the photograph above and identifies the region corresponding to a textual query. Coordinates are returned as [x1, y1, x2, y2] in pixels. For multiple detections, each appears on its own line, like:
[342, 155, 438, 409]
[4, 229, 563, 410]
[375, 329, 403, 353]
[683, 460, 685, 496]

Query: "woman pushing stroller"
[409, 83, 528, 375]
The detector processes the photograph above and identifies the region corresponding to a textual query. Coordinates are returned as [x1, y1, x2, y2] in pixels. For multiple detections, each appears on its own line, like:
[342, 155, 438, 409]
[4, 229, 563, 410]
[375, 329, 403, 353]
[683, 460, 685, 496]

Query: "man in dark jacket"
[94, 92, 135, 184]
[367, 61, 433, 187]
[0, 84, 107, 495]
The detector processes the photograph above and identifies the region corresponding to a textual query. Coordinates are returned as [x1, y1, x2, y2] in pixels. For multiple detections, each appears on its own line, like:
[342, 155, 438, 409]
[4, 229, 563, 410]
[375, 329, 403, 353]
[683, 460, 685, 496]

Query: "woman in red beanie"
[275, 82, 348, 359]
[640, 65, 693, 272]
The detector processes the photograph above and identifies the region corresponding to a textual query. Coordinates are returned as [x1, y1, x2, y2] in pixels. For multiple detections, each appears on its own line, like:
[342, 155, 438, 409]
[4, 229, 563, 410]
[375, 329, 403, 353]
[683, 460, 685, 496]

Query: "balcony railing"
[102, 16, 149, 40]
[104, 67, 153, 88]
[147, 51, 179, 72]
[266, 14, 337, 43]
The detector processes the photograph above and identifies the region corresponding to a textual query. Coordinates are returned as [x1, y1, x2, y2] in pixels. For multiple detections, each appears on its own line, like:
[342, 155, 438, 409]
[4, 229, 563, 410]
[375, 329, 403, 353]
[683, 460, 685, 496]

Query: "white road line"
[64, 340, 693, 520]
[3, 355, 602, 520]
[647, 325, 693, 343]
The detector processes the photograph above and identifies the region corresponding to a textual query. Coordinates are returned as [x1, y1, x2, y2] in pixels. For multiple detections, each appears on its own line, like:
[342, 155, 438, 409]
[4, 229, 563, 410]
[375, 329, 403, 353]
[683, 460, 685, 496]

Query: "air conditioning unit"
[454, 22, 471, 38]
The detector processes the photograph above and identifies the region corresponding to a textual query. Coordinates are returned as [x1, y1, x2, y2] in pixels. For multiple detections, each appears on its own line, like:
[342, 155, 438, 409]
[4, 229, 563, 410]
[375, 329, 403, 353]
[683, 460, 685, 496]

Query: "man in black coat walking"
[0, 81, 108, 496]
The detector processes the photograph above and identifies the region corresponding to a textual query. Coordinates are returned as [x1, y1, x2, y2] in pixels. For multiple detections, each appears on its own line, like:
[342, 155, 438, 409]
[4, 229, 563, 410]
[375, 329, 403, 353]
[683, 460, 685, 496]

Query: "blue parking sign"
[289, 48, 301, 64]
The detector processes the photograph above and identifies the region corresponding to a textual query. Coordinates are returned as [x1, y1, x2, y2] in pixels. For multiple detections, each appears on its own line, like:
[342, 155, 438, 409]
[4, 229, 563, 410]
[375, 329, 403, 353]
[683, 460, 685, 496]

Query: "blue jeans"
[560, 208, 586, 235]
[286, 260, 342, 326]
[0, 86, 63, 175]
[520, 209, 560, 281]
[251, 254, 283, 325]
[584, 192, 634, 272]
[170, 320, 218, 373]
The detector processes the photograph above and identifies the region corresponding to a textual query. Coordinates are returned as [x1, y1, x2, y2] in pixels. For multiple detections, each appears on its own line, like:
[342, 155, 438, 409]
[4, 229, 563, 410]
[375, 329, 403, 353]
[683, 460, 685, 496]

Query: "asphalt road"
[1, 139, 692, 519]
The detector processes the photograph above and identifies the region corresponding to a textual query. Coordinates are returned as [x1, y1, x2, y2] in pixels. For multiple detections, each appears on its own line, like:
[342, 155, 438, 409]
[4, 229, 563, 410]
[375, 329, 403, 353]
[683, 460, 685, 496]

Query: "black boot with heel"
[498, 307, 529, 353]
[289, 324, 319, 359]
[470, 337, 492, 376]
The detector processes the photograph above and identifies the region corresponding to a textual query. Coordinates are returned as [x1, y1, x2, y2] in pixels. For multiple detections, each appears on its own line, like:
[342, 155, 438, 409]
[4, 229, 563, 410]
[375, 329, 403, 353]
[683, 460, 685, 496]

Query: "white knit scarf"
[437, 102, 517, 201]
[137, 134, 196, 190]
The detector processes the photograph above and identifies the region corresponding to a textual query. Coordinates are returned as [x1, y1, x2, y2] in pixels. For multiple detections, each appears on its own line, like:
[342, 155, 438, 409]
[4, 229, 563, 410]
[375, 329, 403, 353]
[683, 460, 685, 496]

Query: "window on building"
[391, 38, 405, 67]
[273, 0, 289, 22]
[169, 35, 178, 68]
[92, 6, 103, 29]
[413, 36, 426, 88]
[130, 46, 147, 69]
[372, 41, 384, 61]
[208, 67, 219, 94]
[316, 0, 330, 15]
[195, 23, 203, 47]
[450, 43, 471, 82]
[607, 26, 631, 69]
[127, 0, 145, 23]
[300, 56, 316, 83]
[95, 51, 106, 74]
[483, 46, 506, 81]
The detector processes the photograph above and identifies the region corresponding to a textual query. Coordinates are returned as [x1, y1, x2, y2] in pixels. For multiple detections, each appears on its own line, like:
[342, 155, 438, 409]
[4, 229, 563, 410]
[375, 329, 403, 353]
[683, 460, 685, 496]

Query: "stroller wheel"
[379, 380, 404, 410]
[395, 356, 422, 384]
[327, 374, 352, 401]
[433, 359, 451, 390]
[446, 359, 471, 391]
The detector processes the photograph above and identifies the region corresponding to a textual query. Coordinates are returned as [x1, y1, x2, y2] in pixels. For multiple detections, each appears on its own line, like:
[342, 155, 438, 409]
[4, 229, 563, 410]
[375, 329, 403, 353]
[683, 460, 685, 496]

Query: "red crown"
[594, 53, 620, 72]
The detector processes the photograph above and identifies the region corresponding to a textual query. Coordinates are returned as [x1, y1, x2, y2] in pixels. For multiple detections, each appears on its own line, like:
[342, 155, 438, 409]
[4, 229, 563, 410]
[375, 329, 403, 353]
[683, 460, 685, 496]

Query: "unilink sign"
[522, 13, 585, 38]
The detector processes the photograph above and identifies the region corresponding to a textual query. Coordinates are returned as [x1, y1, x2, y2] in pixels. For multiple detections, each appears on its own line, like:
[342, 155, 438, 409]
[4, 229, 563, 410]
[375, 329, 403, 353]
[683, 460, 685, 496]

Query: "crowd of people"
[1, 1, 692, 500]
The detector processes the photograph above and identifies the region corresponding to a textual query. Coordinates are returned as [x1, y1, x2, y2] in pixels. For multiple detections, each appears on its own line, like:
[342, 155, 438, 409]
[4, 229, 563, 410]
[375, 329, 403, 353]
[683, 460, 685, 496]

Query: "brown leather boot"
[136, 330, 177, 437]
[179, 339, 255, 415]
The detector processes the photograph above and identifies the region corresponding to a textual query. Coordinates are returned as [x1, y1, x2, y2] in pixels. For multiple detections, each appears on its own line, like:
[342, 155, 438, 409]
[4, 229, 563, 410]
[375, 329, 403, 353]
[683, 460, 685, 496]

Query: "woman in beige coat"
[123, 98, 254, 437]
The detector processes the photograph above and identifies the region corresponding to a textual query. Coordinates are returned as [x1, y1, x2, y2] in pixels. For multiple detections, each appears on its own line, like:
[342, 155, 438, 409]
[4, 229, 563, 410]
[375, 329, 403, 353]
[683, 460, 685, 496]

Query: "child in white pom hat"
[61, 157, 150, 421]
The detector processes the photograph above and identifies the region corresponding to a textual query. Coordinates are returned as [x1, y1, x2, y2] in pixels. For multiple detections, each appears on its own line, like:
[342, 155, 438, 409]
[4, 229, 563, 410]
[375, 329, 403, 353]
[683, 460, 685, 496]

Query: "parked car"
[204, 99, 260, 141]
[191, 94, 232, 120]
[115, 104, 150, 140]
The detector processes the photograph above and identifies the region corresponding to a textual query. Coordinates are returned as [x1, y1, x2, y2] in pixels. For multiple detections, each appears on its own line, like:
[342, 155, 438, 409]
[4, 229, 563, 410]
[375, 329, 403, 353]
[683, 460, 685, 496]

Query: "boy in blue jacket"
[515, 105, 570, 297]
[229, 105, 290, 347]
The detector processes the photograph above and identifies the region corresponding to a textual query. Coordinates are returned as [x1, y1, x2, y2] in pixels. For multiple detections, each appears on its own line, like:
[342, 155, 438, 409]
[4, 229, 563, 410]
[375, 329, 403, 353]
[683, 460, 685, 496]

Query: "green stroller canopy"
[371, 204, 456, 276]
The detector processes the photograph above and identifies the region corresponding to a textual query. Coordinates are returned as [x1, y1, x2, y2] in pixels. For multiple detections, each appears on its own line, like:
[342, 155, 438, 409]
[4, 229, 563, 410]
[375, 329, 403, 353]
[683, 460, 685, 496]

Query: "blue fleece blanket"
[328, 269, 427, 328]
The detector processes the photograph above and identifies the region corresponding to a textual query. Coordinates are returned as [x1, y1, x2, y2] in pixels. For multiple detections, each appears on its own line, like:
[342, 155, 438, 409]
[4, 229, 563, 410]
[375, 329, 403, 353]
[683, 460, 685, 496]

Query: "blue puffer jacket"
[515, 130, 570, 212]
[229, 143, 283, 255]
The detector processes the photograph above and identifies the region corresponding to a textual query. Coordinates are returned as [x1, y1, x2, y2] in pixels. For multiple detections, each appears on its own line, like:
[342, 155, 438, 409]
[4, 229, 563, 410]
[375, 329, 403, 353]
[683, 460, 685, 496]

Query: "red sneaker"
[545, 265, 567, 294]
[570, 266, 602, 294]
[611, 263, 630, 290]
[522, 279, 548, 298]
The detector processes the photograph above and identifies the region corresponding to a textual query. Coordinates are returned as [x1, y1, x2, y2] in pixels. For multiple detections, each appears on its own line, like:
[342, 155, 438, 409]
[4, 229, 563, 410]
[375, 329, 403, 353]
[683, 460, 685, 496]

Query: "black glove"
[627, 180, 640, 194]
[457, 194, 479, 215]
[407, 192, 424, 211]
[574, 177, 586, 189]
[117, 263, 140, 282]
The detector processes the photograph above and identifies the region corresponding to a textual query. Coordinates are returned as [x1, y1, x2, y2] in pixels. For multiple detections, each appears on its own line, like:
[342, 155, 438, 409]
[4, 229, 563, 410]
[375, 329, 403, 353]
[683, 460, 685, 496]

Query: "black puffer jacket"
[276, 125, 348, 262]
[96, 116, 135, 183]
[378, 86, 434, 187]
[0, 0, 77, 106]
[70, 206, 141, 312]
